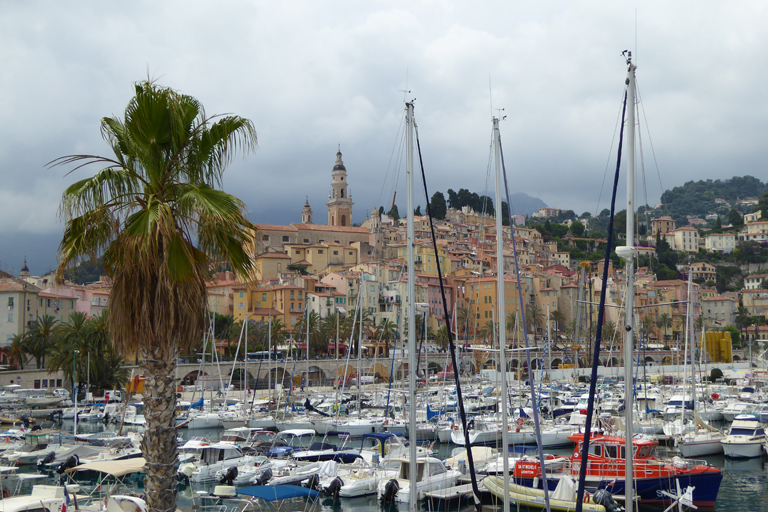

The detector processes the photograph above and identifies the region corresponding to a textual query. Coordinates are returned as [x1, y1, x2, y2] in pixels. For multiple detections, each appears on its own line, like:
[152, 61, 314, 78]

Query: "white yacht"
[721, 415, 766, 459]
[376, 457, 461, 503]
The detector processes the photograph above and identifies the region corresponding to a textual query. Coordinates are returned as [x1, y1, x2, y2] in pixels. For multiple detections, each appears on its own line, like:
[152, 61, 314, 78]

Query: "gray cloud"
[1, 1, 766, 275]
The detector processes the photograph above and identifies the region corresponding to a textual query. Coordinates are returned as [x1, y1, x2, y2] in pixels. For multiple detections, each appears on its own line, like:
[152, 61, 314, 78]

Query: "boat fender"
[592, 489, 622, 512]
[583, 492, 590, 503]
[516, 418, 524, 426]
[381, 479, 400, 503]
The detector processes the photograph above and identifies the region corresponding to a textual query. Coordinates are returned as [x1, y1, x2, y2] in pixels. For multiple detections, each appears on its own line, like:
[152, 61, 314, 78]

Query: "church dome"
[333, 150, 346, 172]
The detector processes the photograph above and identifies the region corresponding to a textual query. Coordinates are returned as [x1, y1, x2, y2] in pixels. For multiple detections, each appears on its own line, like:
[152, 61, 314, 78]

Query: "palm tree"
[8, 334, 27, 370]
[657, 313, 672, 343]
[526, 304, 543, 340]
[434, 325, 449, 351]
[54, 81, 257, 512]
[603, 320, 617, 347]
[26, 315, 59, 368]
[549, 309, 565, 344]
[375, 318, 398, 356]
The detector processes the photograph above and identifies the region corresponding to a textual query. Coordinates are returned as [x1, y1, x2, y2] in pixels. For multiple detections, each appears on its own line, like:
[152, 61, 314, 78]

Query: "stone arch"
[733, 355, 741, 361]
[181, 370, 206, 386]
[304, 366, 327, 386]
[270, 367, 290, 386]
[229, 369, 255, 390]
[483, 359, 496, 370]
[609, 357, 620, 367]
[369, 363, 390, 382]
[427, 361, 442, 376]
[551, 358, 562, 369]
[644, 356, 656, 364]
[509, 358, 519, 368]
[529, 359, 539, 370]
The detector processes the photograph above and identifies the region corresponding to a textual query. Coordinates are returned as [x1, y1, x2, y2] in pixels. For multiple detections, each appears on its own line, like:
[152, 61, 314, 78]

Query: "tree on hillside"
[54, 81, 257, 512]
[728, 209, 743, 226]
[388, 204, 400, 222]
[430, 191, 447, 220]
[414, 205, 422, 216]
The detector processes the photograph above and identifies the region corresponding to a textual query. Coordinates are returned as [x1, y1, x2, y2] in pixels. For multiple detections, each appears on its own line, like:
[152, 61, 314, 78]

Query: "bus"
[247, 351, 285, 362]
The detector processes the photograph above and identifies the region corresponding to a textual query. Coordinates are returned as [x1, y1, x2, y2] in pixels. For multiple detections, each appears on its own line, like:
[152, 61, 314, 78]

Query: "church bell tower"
[327, 147, 353, 226]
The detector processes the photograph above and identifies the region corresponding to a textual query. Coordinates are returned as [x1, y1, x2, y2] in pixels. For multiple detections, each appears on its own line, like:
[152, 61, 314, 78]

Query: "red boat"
[512, 432, 722, 510]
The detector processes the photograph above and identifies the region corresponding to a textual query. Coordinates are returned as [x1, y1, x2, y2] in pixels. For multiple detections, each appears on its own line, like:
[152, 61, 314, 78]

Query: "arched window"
[331, 215, 335, 225]
[341, 189, 345, 198]
[341, 215, 347, 226]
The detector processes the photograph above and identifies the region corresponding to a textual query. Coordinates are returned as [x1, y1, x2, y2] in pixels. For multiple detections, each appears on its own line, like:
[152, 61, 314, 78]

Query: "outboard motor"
[323, 476, 343, 498]
[37, 451, 56, 467]
[253, 467, 272, 486]
[381, 479, 399, 503]
[592, 489, 622, 512]
[219, 466, 238, 486]
[56, 455, 79, 474]
[304, 474, 320, 490]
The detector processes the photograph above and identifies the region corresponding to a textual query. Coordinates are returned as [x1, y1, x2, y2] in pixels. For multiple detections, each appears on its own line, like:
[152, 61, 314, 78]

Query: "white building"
[704, 232, 736, 253]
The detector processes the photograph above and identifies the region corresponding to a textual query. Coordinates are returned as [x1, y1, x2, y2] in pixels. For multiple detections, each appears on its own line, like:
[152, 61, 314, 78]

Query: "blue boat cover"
[182, 398, 204, 409]
[237, 485, 319, 501]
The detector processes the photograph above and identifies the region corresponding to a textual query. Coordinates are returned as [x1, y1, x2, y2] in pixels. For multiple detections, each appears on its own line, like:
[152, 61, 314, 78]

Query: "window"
[69, 300, 75, 309]
[5, 334, 11, 346]
[262, 235, 269, 241]
[34, 380, 40, 389]
[7, 312, 12, 322]
[57, 379, 62, 387]
[262, 293, 267, 301]
[240, 291, 244, 298]
[282, 236, 289, 242]
[333, 251, 339, 255]
[298, 291, 303, 299]
[290, 303, 294, 312]
[304, 239, 309, 243]
[42, 379, 48, 387]
[7, 298, 12, 307]
[318, 250, 324, 254]
[238, 302, 245, 309]
[290, 290, 295, 299]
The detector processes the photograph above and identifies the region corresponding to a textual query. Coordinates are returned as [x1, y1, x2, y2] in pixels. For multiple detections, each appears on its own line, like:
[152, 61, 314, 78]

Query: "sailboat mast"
[493, 117, 511, 512]
[405, 101, 418, 512]
[620, 52, 637, 512]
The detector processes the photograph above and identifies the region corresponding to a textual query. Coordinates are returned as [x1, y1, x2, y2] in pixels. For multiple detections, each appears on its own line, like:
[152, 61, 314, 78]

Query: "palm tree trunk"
[140, 342, 178, 512]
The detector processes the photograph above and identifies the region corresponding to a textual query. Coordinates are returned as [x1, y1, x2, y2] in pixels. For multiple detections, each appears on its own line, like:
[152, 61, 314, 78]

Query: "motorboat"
[376, 456, 461, 503]
[510, 432, 722, 510]
[178, 443, 259, 483]
[721, 415, 766, 459]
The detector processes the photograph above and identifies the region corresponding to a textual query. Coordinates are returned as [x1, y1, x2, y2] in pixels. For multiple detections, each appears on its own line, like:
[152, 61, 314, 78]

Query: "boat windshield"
[729, 428, 756, 436]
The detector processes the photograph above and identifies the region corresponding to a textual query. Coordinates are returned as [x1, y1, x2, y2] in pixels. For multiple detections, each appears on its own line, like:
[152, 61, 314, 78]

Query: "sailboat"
[505, 53, 723, 511]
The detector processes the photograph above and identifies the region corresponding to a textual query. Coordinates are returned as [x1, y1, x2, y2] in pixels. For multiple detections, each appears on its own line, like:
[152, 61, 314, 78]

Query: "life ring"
[516, 417, 524, 426]
[574, 451, 579, 458]
[176, 386, 183, 393]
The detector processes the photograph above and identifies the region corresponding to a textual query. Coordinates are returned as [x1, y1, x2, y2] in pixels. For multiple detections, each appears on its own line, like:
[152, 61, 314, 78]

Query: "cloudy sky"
[1, 1, 766, 275]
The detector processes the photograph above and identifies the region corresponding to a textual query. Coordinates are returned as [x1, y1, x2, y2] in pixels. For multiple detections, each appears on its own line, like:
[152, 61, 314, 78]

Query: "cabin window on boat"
[756, 428, 765, 436]
[730, 428, 757, 436]
[429, 462, 446, 476]
[637, 446, 650, 457]
[604, 445, 619, 459]
[588, 445, 602, 456]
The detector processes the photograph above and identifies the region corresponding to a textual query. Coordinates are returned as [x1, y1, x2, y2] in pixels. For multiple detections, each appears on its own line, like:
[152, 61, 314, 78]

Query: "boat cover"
[66, 457, 146, 477]
[237, 485, 319, 501]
